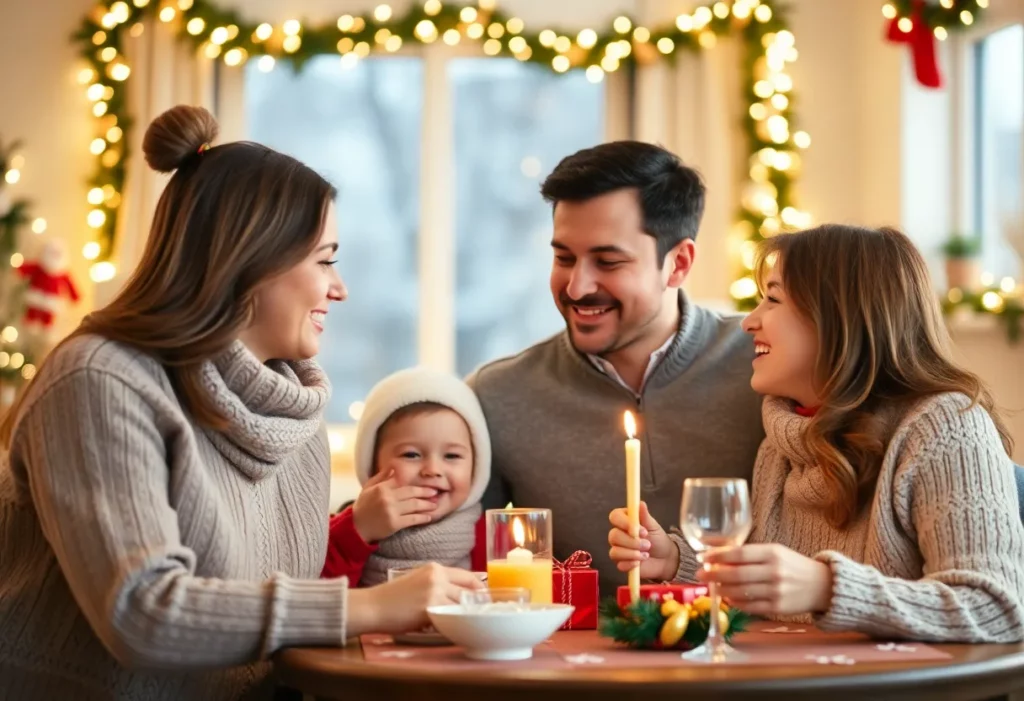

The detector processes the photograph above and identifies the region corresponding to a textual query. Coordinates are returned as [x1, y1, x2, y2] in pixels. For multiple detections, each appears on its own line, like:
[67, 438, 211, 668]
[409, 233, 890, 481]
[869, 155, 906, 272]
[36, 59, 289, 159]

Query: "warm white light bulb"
[83, 242, 102, 260]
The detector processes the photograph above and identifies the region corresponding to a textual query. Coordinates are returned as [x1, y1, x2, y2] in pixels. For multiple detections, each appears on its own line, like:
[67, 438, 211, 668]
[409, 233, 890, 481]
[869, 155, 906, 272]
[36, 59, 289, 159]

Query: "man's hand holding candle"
[608, 501, 680, 582]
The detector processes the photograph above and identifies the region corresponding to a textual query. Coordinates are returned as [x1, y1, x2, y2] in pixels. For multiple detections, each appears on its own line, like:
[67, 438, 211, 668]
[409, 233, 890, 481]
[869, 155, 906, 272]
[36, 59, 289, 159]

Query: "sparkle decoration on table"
[380, 650, 417, 659]
[876, 643, 918, 653]
[805, 654, 856, 665]
[763, 626, 806, 634]
[369, 637, 395, 646]
[565, 653, 606, 665]
[598, 594, 751, 650]
[73, 0, 810, 311]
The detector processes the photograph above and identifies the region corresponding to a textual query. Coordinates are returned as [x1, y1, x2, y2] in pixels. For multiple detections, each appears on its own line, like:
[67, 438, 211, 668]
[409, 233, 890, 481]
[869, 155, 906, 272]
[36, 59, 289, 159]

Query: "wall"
[0, 0, 99, 337]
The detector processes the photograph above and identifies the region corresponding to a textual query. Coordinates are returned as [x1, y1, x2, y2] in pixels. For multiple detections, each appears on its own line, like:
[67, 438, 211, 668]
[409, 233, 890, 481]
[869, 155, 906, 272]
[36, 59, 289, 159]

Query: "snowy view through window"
[246, 55, 603, 421]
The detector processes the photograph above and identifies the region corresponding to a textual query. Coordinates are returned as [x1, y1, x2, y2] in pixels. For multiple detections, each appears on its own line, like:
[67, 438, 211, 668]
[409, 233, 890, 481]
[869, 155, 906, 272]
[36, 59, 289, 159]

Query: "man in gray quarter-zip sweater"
[468, 142, 764, 596]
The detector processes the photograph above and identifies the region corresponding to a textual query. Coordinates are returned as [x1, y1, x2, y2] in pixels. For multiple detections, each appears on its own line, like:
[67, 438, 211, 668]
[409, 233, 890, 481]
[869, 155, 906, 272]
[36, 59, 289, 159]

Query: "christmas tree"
[0, 138, 39, 407]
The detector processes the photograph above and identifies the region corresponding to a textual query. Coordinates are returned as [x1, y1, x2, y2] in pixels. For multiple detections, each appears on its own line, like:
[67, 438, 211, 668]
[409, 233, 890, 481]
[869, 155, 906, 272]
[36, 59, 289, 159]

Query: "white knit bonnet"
[353, 367, 491, 511]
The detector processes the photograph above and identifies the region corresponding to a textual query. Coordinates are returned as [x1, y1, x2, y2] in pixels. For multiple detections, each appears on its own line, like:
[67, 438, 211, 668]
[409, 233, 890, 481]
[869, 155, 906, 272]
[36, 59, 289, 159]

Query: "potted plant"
[942, 234, 982, 291]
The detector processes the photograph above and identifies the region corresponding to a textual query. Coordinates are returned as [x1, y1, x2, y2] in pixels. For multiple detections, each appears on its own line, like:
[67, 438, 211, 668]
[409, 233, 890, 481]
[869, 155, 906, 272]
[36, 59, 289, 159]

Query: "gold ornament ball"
[660, 599, 683, 617]
[659, 609, 690, 647]
[692, 595, 713, 614]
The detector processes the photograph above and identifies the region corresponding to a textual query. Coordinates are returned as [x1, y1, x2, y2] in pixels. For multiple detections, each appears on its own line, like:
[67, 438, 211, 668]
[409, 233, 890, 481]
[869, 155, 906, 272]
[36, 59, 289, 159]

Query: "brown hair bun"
[142, 104, 220, 173]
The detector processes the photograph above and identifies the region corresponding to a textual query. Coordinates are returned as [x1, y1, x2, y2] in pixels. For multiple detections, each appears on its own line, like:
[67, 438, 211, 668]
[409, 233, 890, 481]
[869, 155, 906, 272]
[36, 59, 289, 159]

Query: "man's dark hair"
[540, 140, 706, 260]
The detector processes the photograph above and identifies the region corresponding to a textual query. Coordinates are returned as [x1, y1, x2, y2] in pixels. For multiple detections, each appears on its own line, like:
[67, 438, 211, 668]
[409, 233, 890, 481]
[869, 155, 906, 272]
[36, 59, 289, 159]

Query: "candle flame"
[511, 516, 525, 548]
[624, 410, 636, 439]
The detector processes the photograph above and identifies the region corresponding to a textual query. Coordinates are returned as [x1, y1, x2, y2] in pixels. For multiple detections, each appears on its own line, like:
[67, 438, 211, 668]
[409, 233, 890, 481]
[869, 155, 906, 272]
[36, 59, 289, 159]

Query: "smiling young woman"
[721, 225, 1024, 641]
[608, 224, 1024, 643]
[0, 105, 482, 700]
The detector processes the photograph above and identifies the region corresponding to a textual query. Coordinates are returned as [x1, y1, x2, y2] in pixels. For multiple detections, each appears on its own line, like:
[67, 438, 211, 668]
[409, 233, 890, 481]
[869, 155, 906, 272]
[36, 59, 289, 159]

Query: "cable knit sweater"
[672, 392, 1024, 643]
[0, 335, 348, 700]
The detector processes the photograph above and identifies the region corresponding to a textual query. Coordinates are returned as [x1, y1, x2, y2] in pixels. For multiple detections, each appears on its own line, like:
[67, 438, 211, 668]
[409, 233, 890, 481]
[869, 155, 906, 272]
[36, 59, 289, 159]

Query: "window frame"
[952, 7, 1024, 274]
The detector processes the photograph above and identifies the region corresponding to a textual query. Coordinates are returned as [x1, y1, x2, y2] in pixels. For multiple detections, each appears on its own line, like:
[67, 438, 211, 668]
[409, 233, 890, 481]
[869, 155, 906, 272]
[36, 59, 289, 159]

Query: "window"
[246, 57, 423, 423]
[244, 50, 608, 421]
[450, 58, 604, 376]
[973, 24, 1024, 280]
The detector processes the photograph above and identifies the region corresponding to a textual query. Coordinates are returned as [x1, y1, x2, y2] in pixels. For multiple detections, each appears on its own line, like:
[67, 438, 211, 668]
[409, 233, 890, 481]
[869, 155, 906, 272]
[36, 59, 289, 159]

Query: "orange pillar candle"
[486, 509, 553, 604]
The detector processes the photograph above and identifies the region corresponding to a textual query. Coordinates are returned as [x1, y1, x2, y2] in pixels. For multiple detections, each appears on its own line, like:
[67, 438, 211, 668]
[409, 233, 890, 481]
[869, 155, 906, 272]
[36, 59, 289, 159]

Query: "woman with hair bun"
[0, 105, 481, 699]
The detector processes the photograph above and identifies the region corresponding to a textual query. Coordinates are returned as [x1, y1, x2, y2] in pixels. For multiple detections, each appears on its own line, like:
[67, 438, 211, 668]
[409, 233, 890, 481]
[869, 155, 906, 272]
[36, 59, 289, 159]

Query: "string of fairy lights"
[0, 150, 40, 386]
[72, 0, 809, 307]
[883, 0, 988, 39]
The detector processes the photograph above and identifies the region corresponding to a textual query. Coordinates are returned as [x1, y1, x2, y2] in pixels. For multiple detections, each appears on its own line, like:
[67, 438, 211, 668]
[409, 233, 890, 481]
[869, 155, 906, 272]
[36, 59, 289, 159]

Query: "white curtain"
[95, 17, 245, 305]
[632, 0, 743, 307]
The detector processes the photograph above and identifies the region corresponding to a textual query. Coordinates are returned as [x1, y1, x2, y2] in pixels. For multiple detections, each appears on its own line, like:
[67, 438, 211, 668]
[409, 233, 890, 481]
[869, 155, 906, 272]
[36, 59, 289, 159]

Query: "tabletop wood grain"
[274, 637, 1024, 701]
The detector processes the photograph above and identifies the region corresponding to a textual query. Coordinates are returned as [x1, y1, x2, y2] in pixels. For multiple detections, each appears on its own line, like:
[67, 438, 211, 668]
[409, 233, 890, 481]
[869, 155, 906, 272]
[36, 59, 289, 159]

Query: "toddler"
[322, 367, 490, 585]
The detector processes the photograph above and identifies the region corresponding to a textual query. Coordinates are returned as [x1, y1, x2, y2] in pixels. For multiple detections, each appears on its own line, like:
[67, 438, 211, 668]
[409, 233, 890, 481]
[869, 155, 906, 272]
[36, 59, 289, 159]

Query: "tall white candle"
[624, 411, 641, 603]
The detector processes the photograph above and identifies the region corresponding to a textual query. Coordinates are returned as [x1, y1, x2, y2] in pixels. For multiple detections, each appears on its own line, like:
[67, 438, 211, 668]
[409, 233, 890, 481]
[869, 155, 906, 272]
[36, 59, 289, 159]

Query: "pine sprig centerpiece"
[598, 595, 752, 651]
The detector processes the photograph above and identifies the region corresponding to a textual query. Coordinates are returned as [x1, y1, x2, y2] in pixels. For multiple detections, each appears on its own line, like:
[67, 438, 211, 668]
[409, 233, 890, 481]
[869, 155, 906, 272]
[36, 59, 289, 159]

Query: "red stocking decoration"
[886, 0, 942, 88]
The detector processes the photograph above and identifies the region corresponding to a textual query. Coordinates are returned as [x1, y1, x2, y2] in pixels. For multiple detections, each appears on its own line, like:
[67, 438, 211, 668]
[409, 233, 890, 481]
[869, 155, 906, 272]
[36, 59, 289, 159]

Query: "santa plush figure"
[19, 240, 79, 331]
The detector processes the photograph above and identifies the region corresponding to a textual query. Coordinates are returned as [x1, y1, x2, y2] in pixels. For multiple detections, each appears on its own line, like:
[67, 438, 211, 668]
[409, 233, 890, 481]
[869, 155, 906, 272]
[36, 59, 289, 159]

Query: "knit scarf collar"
[762, 395, 817, 466]
[761, 395, 843, 512]
[200, 341, 330, 482]
[360, 504, 482, 586]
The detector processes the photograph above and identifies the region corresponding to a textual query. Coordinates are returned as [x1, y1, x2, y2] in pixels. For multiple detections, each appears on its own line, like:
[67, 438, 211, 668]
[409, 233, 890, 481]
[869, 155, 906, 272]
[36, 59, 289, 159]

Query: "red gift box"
[615, 582, 708, 610]
[552, 551, 598, 630]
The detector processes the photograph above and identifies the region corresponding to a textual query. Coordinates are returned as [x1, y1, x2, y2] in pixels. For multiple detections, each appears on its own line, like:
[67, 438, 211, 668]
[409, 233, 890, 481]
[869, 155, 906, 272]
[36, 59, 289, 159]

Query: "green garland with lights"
[0, 140, 38, 388]
[943, 288, 1024, 344]
[73, 0, 809, 306]
[888, 0, 987, 33]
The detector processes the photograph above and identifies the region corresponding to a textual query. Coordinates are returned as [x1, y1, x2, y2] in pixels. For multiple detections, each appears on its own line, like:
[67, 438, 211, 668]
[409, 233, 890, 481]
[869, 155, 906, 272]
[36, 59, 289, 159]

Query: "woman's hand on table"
[699, 544, 833, 617]
[607, 501, 680, 582]
[346, 563, 484, 637]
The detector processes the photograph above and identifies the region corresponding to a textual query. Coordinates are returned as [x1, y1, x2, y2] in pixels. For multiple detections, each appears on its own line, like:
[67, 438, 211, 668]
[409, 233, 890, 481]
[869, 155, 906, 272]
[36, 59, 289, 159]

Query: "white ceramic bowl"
[426, 603, 574, 661]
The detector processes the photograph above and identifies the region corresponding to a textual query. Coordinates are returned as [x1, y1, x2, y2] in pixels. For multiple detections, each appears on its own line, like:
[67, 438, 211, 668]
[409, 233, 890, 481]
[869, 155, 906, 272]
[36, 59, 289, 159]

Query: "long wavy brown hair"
[754, 224, 1013, 528]
[0, 105, 335, 447]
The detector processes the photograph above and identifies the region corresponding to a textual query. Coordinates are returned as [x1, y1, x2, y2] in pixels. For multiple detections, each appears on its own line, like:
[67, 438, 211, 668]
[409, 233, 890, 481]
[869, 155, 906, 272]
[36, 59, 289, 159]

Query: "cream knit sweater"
[672, 392, 1024, 642]
[0, 335, 347, 700]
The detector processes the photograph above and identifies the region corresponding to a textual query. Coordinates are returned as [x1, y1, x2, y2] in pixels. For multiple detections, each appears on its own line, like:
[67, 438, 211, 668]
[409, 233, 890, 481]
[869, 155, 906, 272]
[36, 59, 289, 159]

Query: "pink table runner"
[361, 621, 950, 670]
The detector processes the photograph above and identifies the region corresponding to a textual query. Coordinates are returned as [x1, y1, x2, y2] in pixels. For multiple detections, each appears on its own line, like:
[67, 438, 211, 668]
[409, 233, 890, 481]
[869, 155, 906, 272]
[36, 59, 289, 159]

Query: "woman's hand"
[698, 544, 833, 617]
[352, 469, 439, 543]
[608, 501, 680, 582]
[347, 563, 484, 636]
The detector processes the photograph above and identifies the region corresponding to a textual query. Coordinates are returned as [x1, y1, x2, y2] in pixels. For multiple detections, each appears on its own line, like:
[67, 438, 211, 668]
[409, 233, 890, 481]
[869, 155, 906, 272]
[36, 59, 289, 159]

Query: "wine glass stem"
[707, 580, 722, 649]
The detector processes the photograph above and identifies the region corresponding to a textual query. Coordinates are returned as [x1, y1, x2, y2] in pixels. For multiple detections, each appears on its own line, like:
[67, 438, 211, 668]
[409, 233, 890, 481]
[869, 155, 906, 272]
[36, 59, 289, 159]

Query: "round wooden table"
[275, 638, 1024, 701]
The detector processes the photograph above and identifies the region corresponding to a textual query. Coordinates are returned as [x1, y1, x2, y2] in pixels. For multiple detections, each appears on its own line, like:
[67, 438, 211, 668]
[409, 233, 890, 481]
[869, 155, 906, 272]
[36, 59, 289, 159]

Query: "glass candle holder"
[485, 508, 553, 604]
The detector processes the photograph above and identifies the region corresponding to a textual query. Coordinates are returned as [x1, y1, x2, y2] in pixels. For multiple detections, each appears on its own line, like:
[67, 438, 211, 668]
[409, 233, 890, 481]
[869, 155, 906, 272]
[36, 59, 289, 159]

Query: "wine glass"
[679, 477, 752, 663]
